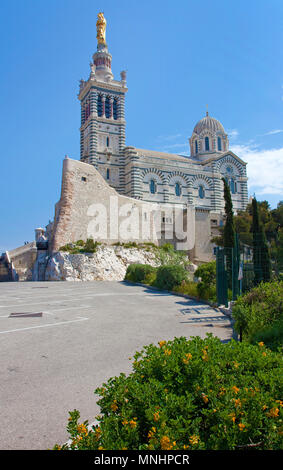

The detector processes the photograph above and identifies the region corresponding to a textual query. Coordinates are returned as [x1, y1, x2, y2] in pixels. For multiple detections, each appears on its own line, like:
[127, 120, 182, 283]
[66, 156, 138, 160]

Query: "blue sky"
[0, 0, 283, 252]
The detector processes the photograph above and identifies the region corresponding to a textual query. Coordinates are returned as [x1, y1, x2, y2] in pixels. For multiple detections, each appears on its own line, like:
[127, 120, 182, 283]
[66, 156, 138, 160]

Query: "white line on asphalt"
[0, 316, 89, 334]
[0, 292, 148, 308]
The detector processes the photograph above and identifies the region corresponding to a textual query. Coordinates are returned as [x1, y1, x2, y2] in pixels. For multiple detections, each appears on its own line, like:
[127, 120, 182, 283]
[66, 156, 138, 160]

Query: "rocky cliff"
[44, 245, 160, 282]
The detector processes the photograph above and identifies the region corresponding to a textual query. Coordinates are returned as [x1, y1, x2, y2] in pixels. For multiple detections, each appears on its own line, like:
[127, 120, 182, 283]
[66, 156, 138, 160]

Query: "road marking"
[0, 316, 88, 335]
[0, 292, 148, 308]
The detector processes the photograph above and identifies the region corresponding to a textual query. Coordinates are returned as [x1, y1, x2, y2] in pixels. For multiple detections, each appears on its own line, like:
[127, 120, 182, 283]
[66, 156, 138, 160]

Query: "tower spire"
[92, 12, 113, 81]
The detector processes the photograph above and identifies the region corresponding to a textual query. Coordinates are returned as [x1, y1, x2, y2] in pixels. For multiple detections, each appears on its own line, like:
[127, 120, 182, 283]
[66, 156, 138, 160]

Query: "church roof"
[193, 113, 225, 135]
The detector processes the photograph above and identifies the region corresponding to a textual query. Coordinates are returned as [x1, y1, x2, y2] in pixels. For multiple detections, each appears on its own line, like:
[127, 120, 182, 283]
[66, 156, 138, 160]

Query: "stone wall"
[8, 243, 38, 281]
[49, 158, 161, 252]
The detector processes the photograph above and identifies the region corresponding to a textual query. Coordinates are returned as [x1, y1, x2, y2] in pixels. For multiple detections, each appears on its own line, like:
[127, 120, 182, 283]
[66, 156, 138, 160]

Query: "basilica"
[0, 13, 250, 282]
[78, 13, 248, 214]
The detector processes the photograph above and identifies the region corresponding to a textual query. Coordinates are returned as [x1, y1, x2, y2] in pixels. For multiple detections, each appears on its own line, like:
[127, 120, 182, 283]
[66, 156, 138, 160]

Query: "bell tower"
[78, 13, 128, 192]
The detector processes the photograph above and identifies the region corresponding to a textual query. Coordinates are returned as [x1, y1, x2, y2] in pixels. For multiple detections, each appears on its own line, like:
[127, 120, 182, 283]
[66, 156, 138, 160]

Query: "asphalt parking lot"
[0, 280, 233, 450]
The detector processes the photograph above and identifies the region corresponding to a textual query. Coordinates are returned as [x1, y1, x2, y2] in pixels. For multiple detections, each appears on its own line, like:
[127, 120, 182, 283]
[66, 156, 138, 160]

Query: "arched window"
[217, 137, 222, 151]
[105, 96, 111, 118]
[150, 179, 157, 194]
[195, 140, 198, 154]
[175, 182, 181, 197]
[97, 95, 103, 117]
[205, 136, 210, 151]
[113, 98, 118, 120]
[198, 185, 205, 199]
[230, 178, 236, 194]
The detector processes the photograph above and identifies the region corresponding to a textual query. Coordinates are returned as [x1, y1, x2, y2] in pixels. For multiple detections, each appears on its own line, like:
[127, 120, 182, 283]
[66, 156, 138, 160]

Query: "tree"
[222, 178, 235, 248]
[251, 198, 271, 284]
[222, 178, 235, 289]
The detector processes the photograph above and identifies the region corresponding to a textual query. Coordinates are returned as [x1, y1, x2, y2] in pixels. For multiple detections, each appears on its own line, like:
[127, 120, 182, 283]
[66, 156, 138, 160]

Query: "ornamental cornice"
[78, 79, 128, 100]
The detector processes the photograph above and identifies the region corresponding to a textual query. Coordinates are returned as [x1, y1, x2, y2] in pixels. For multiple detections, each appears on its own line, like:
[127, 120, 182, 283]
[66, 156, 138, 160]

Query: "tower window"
[105, 96, 111, 118]
[195, 140, 198, 154]
[106, 168, 110, 180]
[205, 137, 210, 151]
[97, 95, 103, 117]
[150, 179, 157, 194]
[175, 182, 181, 196]
[106, 136, 109, 147]
[113, 98, 118, 120]
[217, 137, 222, 151]
[198, 185, 205, 199]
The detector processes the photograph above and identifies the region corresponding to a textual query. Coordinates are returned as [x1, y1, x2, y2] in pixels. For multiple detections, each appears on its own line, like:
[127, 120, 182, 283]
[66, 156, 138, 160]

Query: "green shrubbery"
[232, 281, 283, 350]
[125, 263, 188, 292]
[54, 335, 283, 450]
[59, 238, 101, 254]
[125, 264, 157, 283]
[155, 265, 188, 291]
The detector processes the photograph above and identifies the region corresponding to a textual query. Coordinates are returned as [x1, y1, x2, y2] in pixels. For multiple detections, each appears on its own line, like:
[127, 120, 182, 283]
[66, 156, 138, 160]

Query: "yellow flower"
[148, 427, 156, 439]
[183, 353, 192, 364]
[238, 423, 245, 431]
[234, 398, 242, 408]
[189, 435, 199, 445]
[164, 348, 172, 356]
[233, 361, 239, 369]
[153, 411, 160, 422]
[276, 400, 283, 408]
[159, 341, 166, 348]
[183, 445, 189, 449]
[160, 436, 172, 450]
[77, 423, 88, 435]
[202, 393, 209, 404]
[202, 350, 209, 361]
[111, 400, 118, 412]
[262, 352, 267, 357]
[258, 341, 264, 347]
[229, 413, 236, 423]
[129, 419, 137, 428]
[267, 408, 280, 418]
[232, 386, 240, 394]
[122, 419, 128, 426]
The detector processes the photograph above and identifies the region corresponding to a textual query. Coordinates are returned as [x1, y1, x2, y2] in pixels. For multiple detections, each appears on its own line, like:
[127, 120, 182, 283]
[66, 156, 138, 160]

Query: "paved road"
[0, 281, 233, 450]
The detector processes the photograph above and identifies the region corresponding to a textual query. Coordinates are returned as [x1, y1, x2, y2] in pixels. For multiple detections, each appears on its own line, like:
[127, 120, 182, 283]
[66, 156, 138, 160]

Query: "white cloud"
[260, 129, 283, 136]
[227, 129, 239, 139]
[230, 144, 283, 196]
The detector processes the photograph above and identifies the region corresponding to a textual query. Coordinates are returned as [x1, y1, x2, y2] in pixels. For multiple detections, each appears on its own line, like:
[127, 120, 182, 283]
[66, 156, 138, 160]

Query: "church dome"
[193, 112, 225, 135]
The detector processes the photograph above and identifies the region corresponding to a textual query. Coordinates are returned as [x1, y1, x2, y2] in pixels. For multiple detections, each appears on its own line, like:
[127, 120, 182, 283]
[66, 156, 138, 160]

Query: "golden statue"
[96, 12, 106, 45]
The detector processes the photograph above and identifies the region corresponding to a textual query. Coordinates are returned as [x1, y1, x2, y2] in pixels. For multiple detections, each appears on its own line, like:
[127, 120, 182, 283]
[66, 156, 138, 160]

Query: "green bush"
[155, 265, 188, 291]
[125, 264, 157, 283]
[250, 320, 283, 353]
[54, 335, 283, 450]
[194, 261, 216, 299]
[173, 281, 199, 298]
[232, 281, 283, 344]
[59, 239, 101, 254]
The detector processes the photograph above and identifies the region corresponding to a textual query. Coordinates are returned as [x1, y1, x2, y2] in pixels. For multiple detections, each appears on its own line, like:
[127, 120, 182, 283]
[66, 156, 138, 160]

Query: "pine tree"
[251, 197, 271, 284]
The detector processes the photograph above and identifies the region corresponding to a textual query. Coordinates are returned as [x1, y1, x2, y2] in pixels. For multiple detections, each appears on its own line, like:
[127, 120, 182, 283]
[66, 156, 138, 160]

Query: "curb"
[123, 280, 239, 341]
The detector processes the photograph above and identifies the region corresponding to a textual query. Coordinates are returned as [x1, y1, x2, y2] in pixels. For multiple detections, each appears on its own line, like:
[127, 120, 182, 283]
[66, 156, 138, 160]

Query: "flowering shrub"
[54, 335, 283, 450]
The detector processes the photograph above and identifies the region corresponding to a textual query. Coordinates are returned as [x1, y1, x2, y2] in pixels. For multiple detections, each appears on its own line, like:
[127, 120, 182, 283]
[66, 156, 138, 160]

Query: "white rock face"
[45, 246, 159, 282]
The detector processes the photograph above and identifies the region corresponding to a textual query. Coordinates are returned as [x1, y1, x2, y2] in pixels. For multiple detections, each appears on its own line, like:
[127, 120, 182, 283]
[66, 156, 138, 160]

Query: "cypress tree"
[251, 197, 271, 284]
[222, 178, 235, 289]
